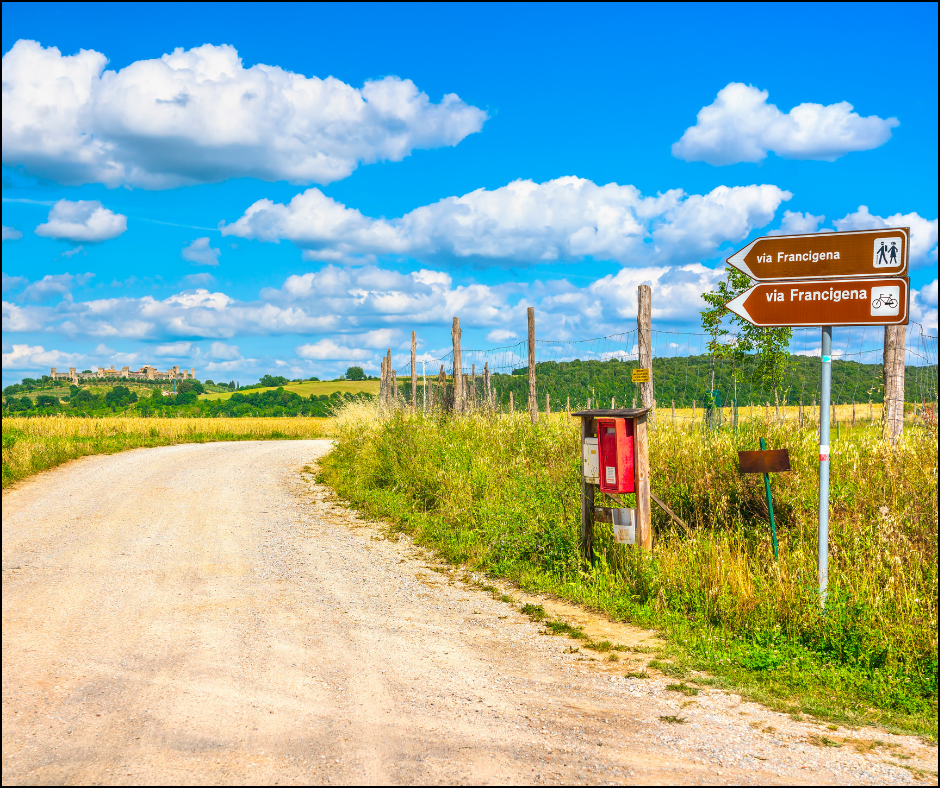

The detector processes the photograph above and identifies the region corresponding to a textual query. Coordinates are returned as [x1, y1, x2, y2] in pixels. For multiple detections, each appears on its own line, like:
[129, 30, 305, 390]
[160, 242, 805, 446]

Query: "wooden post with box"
[574, 406, 652, 562]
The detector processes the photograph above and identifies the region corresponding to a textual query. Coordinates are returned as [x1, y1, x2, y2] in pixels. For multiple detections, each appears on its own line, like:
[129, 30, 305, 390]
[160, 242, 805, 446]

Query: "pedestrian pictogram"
[873, 236, 904, 269]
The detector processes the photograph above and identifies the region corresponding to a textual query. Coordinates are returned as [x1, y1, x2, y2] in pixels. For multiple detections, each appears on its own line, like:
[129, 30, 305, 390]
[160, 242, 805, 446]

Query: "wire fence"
[393, 322, 938, 427]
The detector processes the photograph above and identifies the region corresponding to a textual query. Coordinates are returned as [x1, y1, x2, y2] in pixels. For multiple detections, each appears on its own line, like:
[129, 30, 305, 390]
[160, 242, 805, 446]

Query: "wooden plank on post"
[527, 306, 538, 424]
[580, 415, 594, 564]
[634, 411, 652, 551]
[452, 317, 462, 414]
[410, 331, 417, 414]
[637, 284, 654, 424]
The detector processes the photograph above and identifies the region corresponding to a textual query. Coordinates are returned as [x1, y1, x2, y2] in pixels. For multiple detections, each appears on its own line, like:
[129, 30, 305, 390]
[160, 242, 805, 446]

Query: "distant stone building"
[50, 365, 196, 384]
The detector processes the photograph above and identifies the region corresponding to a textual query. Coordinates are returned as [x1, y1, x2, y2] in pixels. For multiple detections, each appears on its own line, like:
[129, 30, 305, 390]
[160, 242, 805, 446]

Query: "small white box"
[582, 437, 599, 483]
[612, 508, 636, 545]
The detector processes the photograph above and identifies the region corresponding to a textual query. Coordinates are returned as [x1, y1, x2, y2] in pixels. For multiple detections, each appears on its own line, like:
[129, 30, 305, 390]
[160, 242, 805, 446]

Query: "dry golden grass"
[2, 416, 335, 487]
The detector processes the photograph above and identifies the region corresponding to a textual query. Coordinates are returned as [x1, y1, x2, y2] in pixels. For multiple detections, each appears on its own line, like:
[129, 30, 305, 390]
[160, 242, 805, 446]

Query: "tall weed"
[321, 402, 937, 734]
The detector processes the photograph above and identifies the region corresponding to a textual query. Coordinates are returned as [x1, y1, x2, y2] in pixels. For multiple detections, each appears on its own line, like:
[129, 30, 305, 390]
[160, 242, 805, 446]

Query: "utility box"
[582, 437, 599, 484]
[596, 417, 635, 494]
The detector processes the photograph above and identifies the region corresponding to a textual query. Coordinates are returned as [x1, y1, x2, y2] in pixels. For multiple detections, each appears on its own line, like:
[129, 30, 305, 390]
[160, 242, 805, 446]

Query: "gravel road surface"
[2, 441, 936, 785]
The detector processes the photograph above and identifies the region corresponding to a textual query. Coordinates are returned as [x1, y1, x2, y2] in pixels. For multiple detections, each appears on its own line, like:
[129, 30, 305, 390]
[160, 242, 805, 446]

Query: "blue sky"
[3, 2, 937, 386]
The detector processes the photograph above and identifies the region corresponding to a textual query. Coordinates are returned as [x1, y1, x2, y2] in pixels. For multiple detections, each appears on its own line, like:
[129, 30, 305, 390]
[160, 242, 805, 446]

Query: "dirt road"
[2, 441, 935, 785]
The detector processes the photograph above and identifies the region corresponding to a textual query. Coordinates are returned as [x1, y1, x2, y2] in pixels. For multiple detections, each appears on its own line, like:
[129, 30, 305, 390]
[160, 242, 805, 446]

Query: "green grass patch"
[319, 408, 938, 737]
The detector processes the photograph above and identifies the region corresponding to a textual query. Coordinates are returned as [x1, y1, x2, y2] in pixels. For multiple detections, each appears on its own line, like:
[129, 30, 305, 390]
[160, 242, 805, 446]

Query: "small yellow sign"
[632, 368, 650, 383]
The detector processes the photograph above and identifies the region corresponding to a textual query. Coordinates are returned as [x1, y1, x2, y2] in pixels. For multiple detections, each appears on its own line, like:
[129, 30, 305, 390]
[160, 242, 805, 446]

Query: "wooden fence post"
[580, 415, 595, 565]
[379, 356, 386, 403]
[566, 396, 570, 414]
[528, 306, 538, 424]
[410, 331, 417, 414]
[883, 324, 906, 446]
[452, 317, 463, 414]
[671, 399, 675, 424]
[637, 284, 654, 423]
[483, 362, 490, 412]
[392, 370, 398, 404]
[635, 411, 652, 551]
[471, 363, 477, 411]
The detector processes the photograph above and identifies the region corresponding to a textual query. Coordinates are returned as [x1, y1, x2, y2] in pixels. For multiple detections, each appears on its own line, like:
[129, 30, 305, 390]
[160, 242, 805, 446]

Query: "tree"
[36, 394, 59, 408]
[700, 265, 792, 408]
[345, 366, 366, 381]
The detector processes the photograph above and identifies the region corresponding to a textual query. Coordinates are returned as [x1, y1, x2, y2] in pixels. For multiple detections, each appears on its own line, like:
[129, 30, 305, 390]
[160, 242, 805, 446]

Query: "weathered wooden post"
[528, 306, 538, 424]
[566, 396, 571, 414]
[635, 411, 652, 551]
[637, 284, 654, 423]
[385, 349, 392, 406]
[671, 399, 675, 424]
[379, 356, 386, 403]
[410, 331, 417, 414]
[483, 362, 490, 412]
[452, 317, 463, 415]
[471, 363, 477, 411]
[580, 413, 595, 564]
[392, 369, 398, 404]
[611, 397, 615, 408]
[883, 324, 906, 445]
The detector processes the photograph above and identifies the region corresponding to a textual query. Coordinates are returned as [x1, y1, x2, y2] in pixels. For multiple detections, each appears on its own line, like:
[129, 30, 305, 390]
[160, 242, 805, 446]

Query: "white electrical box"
[582, 437, 599, 483]
[612, 508, 636, 545]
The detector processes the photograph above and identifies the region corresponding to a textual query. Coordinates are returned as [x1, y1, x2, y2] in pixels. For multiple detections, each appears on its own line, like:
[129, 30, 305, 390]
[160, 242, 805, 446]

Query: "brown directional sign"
[727, 227, 909, 281]
[738, 449, 791, 474]
[724, 276, 909, 327]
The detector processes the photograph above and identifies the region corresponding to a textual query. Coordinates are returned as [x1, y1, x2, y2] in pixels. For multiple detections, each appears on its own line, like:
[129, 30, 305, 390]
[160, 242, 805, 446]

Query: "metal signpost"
[725, 227, 910, 606]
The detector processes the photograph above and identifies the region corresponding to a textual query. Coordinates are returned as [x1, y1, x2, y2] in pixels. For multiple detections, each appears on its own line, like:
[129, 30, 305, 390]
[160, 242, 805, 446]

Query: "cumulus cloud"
[207, 341, 241, 360]
[2, 272, 27, 292]
[2, 225, 23, 241]
[911, 279, 938, 333]
[832, 206, 938, 266]
[154, 341, 197, 357]
[2, 40, 487, 189]
[672, 83, 899, 165]
[222, 177, 791, 266]
[182, 272, 215, 287]
[486, 329, 518, 343]
[20, 272, 94, 302]
[181, 237, 221, 266]
[1, 343, 84, 369]
[61, 245, 86, 258]
[768, 210, 826, 236]
[296, 339, 373, 361]
[34, 199, 126, 242]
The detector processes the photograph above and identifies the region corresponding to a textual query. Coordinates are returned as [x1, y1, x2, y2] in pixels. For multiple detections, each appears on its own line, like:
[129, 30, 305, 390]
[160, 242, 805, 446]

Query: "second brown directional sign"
[725, 276, 909, 327]
[727, 227, 909, 281]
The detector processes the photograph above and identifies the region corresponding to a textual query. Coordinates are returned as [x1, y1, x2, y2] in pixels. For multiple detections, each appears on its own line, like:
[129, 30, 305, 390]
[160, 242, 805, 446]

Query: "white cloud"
[222, 177, 791, 266]
[61, 245, 86, 258]
[2, 40, 487, 188]
[768, 210, 826, 236]
[182, 272, 215, 287]
[2, 225, 23, 241]
[207, 341, 241, 360]
[911, 279, 938, 333]
[154, 341, 197, 357]
[181, 237, 221, 266]
[2, 272, 27, 292]
[1, 343, 84, 369]
[35, 199, 126, 242]
[832, 206, 938, 266]
[2, 301, 44, 331]
[486, 329, 518, 343]
[20, 272, 94, 302]
[672, 83, 899, 165]
[295, 339, 372, 361]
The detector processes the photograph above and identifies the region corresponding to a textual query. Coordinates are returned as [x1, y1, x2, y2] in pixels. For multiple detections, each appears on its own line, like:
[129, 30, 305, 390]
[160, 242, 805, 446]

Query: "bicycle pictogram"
[872, 293, 898, 310]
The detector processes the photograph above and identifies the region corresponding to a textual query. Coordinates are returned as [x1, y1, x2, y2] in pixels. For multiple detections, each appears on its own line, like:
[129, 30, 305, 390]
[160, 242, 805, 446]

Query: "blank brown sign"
[738, 449, 791, 474]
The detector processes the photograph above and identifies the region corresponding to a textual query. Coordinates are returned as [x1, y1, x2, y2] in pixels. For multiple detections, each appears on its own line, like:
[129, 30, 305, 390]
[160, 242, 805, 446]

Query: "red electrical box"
[596, 418, 635, 494]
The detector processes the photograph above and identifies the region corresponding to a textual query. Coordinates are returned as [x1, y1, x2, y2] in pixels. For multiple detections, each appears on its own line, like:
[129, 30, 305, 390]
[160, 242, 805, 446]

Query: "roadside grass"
[2, 416, 334, 488]
[319, 402, 938, 738]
